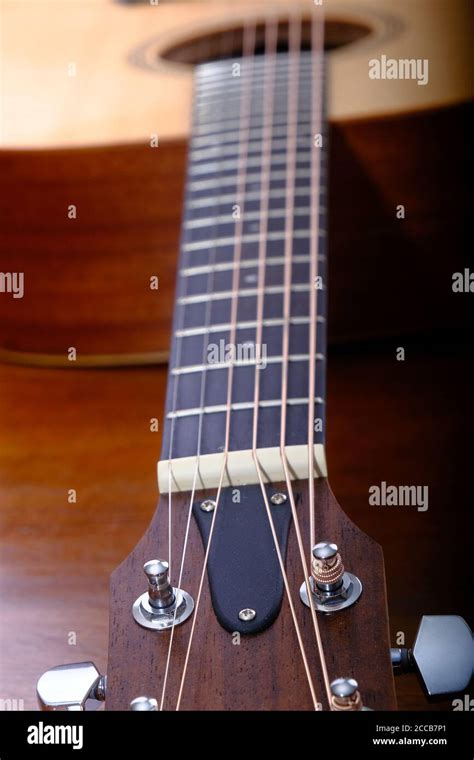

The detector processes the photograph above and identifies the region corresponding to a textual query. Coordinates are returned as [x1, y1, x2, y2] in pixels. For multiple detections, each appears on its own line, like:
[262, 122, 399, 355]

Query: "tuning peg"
[143, 559, 175, 608]
[330, 677, 363, 710]
[130, 696, 158, 711]
[132, 559, 194, 631]
[391, 615, 474, 696]
[37, 662, 106, 711]
[300, 541, 362, 612]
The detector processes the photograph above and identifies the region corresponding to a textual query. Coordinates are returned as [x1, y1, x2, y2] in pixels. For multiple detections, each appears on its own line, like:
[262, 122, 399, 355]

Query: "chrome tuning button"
[300, 541, 362, 612]
[132, 559, 194, 631]
[391, 615, 473, 696]
[37, 662, 106, 711]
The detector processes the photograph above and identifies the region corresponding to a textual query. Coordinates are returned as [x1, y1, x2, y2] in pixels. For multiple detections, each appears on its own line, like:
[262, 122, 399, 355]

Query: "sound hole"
[160, 18, 373, 66]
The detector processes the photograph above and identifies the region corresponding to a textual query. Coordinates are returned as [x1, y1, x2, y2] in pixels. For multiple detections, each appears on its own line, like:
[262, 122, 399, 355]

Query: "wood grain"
[107, 478, 396, 710]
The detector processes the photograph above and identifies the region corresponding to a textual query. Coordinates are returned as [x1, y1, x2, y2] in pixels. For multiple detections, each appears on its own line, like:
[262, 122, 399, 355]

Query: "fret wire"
[195, 61, 321, 84]
[195, 70, 323, 91]
[195, 106, 313, 129]
[186, 186, 325, 210]
[194, 91, 323, 109]
[194, 77, 324, 100]
[175, 315, 325, 338]
[188, 170, 319, 193]
[178, 283, 313, 305]
[184, 207, 314, 229]
[194, 117, 313, 138]
[191, 123, 312, 149]
[184, 221, 323, 242]
[172, 353, 325, 376]
[180, 253, 322, 276]
[191, 144, 320, 165]
[195, 72, 323, 91]
[195, 90, 316, 107]
[196, 54, 318, 72]
[195, 72, 320, 93]
[191, 128, 327, 156]
[167, 397, 325, 420]
[195, 61, 321, 88]
[182, 229, 325, 253]
[189, 151, 317, 176]
[194, 81, 320, 107]
[186, 208, 326, 226]
[190, 135, 321, 162]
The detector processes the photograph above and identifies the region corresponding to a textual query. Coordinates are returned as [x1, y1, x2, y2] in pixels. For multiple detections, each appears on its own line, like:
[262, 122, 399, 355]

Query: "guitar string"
[250, 15, 320, 710]
[175, 22, 258, 711]
[159, 121, 223, 711]
[159, 32, 234, 711]
[164, 13, 232, 580]
[308, 10, 324, 553]
[277, 10, 333, 708]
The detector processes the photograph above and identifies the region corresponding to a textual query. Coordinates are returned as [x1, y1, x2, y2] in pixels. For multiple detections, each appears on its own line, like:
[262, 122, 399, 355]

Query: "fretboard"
[161, 50, 327, 478]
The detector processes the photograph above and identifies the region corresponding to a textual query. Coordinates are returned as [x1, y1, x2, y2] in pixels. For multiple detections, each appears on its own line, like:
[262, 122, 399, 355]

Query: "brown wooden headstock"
[107, 478, 396, 710]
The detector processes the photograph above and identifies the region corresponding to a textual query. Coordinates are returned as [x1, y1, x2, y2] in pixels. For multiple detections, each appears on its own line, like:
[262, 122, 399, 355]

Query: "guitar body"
[0, 0, 473, 714]
[0, 0, 472, 363]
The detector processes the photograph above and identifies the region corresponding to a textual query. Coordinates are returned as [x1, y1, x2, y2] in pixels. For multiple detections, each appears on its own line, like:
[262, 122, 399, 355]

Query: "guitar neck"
[160, 49, 328, 493]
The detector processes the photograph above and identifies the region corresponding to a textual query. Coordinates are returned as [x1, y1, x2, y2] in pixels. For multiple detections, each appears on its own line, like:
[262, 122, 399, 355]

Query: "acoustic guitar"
[1, 0, 473, 713]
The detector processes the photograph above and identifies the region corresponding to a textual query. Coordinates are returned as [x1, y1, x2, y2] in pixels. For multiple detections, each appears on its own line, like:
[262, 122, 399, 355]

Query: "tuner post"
[311, 541, 345, 591]
[130, 696, 158, 711]
[132, 559, 194, 631]
[300, 541, 362, 612]
[144, 560, 175, 609]
[330, 678, 365, 711]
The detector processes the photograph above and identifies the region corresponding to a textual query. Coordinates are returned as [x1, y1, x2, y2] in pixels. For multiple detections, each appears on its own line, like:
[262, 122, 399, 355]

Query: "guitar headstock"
[105, 478, 396, 710]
